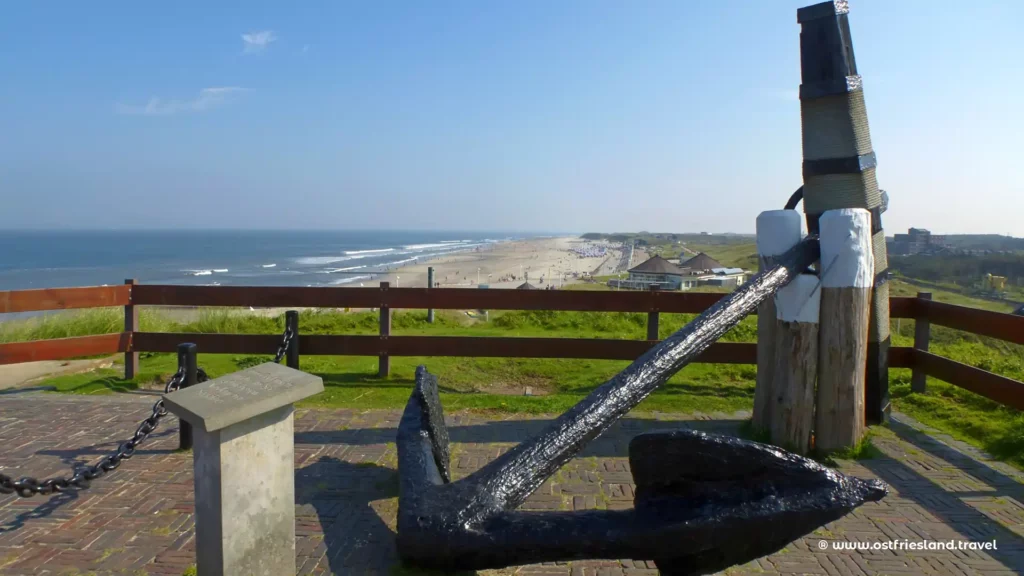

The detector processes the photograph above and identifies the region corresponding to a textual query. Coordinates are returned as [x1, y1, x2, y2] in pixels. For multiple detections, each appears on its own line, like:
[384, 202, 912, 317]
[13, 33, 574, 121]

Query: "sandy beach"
[0, 237, 645, 328]
[366, 237, 639, 290]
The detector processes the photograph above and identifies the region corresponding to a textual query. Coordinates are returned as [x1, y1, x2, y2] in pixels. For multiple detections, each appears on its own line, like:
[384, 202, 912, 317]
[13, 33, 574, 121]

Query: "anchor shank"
[464, 237, 821, 517]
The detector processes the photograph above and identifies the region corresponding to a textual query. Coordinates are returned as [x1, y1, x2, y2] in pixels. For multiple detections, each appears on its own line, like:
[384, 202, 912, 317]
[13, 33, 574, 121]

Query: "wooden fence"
[1, 282, 1021, 410]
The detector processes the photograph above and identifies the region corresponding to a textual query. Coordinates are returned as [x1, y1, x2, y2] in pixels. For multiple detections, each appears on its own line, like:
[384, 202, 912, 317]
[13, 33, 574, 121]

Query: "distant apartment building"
[889, 228, 948, 255]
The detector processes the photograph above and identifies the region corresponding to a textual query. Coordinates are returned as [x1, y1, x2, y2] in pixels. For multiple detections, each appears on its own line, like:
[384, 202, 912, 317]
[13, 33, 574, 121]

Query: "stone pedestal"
[163, 363, 323, 576]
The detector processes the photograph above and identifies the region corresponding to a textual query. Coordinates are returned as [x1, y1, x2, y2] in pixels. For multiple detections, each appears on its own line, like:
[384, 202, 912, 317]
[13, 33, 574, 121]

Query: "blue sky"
[1, 1, 1021, 235]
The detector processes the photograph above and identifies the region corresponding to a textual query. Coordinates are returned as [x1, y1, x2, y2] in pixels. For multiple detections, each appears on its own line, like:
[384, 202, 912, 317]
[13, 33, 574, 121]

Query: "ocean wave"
[213, 269, 228, 273]
[188, 270, 213, 276]
[403, 243, 455, 251]
[323, 265, 367, 273]
[378, 256, 419, 267]
[261, 263, 276, 268]
[295, 256, 350, 265]
[344, 248, 394, 256]
[329, 275, 372, 285]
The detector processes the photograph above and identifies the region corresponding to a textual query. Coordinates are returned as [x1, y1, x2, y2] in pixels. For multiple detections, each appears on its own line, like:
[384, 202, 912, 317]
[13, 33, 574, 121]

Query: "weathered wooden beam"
[770, 274, 820, 454]
[815, 208, 873, 452]
[754, 209, 804, 431]
[798, 0, 891, 425]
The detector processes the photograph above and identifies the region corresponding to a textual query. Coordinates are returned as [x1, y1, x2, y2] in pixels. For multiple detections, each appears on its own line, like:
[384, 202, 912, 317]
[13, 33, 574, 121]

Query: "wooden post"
[427, 267, 435, 324]
[770, 274, 819, 454]
[124, 279, 139, 379]
[177, 343, 198, 450]
[379, 282, 391, 378]
[754, 210, 803, 431]
[797, 2, 890, 424]
[646, 284, 660, 341]
[911, 292, 932, 393]
[815, 208, 873, 453]
[285, 310, 299, 370]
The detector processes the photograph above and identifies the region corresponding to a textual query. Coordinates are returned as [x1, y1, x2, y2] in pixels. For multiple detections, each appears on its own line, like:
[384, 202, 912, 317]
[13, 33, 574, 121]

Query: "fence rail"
[0, 285, 130, 314]
[0, 333, 130, 364]
[133, 332, 761, 363]
[1, 283, 1021, 410]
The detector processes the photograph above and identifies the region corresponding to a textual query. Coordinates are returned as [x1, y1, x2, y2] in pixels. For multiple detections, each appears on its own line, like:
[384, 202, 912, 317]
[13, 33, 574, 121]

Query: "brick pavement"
[0, 393, 1022, 575]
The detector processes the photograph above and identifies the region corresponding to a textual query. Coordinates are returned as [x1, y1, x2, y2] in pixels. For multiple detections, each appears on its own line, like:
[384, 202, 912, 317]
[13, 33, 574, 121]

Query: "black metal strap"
[803, 152, 876, 177]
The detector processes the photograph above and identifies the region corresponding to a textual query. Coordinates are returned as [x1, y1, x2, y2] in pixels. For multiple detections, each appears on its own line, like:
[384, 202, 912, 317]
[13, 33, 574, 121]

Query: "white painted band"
[819, 208, 874, 288]
[775, 274, 821, 324]
[756, 210, 803, 257]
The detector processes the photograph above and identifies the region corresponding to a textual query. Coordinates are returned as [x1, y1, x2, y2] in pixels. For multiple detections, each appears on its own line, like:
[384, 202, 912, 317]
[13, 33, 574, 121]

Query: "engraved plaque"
[163, 363, 324, 432]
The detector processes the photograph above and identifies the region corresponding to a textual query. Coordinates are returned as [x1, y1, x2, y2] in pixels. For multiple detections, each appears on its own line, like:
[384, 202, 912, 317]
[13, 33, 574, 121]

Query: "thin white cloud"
[242, 30, 277, 54]
[116, 87, 247, 116]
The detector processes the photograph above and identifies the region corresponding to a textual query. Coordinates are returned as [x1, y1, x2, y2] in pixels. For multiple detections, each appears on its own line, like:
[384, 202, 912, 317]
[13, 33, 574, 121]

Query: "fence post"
[285, 310, 300, 370]
[646, 284, 660, 341]
[177, 343, 198, 450]
[124, 279, 139, 379]
[379, 282, 391, 378]
[911, 292, 932, 393]
[427, 267, 435, 324]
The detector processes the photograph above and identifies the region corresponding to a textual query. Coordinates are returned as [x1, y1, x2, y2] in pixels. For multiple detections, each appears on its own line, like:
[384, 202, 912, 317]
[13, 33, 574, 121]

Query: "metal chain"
[0, 367, 208, 498]
[273, 325, 294, 364]
[1, 326, 291, 499]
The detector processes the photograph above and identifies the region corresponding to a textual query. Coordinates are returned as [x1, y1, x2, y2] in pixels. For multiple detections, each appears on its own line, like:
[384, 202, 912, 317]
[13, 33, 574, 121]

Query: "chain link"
[273, 325, 294, 364]
[1, 325, 291, 499]
[0, 367, 208, 498]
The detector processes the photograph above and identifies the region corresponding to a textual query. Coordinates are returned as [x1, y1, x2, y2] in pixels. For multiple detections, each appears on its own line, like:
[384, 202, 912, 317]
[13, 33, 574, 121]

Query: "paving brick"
[0, 396, 1022, 575]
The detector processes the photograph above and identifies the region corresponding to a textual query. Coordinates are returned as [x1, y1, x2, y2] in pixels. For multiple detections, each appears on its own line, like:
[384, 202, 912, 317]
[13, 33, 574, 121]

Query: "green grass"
[18, 306, 760, 415]
[9, 284, 1024, 470]
[888, 278, 1016, 313]
[684, 243, 758, 270]
[42, 351, 760, 415]
[820, 434, 883, 464]
[882, 280, 1024, 469]
[890, 373, 1024, 470]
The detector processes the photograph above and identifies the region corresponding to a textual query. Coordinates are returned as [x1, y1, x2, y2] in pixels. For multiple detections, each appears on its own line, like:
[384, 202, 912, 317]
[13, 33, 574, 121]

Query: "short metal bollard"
[177, 343, 198, 450]
[285, 310, 300, 370]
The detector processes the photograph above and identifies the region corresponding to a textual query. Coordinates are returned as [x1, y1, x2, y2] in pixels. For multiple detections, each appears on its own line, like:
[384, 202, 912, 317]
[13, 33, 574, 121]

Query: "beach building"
[606, 253, 750, 291]
[516, 282, 539, 290]
[608, 256, 692, 290]
[680, 252, 724, 272]
[701, 267, 747, 288]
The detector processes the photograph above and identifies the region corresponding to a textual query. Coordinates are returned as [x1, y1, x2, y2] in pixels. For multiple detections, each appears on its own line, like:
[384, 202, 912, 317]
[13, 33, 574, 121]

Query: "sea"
[0, 230, 536, 292]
